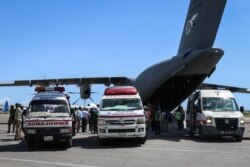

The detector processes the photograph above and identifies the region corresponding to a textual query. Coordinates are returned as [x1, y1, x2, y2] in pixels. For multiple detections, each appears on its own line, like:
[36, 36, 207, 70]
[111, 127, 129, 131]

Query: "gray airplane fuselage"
[134, 48, 223, 111]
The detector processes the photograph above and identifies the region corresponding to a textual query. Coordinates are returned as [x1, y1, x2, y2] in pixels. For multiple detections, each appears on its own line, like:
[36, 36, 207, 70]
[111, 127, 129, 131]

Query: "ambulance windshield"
[27, 100, 70, 117]
[101, 98, 142, 111]
[202, 97, 239, 112]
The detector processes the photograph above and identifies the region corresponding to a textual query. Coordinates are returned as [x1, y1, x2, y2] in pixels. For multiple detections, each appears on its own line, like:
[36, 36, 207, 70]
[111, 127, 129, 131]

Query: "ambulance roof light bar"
[35, 86, 65, 93]
[104, 86, 138, 95]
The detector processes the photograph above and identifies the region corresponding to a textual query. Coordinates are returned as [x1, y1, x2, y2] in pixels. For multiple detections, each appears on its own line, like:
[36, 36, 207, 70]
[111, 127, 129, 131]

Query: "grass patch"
[0, 112, 9, 114]
[244, 112, 250, 117]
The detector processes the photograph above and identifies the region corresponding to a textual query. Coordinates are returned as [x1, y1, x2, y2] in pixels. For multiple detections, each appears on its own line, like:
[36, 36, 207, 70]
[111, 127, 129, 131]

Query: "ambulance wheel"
[98, 137, 105, 145]
[138, 137, 146, 144]
[27, 140, 36, 150]
[199, 126, 206, 140]
[189, 130, 194, 137]
[235, 135, 243, 142]
[65, 139, 72, 148]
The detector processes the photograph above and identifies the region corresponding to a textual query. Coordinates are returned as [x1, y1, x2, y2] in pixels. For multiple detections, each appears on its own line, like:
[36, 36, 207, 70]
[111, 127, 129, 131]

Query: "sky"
[0, 0, 250, 109]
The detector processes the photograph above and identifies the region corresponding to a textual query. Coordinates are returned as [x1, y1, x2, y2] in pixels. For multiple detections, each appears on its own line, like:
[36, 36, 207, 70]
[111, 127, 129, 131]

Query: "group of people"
[145, 102, 185, 135]
[7, 103, 25, 140]
[7, 100, 185, 139]
[72, 106, 99, 135]
[7, 103, 100, 140]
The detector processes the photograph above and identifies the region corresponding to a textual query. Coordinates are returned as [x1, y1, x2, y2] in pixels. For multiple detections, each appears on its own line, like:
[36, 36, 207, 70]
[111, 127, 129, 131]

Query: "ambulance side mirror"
[240, 106, 244, 113]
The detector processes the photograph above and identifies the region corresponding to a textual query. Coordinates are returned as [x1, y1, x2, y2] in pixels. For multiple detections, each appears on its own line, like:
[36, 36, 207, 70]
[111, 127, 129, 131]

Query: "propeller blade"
[68, 91, 80, 94]
[72, 97, 81, 105]
[89, 97, 96, 104]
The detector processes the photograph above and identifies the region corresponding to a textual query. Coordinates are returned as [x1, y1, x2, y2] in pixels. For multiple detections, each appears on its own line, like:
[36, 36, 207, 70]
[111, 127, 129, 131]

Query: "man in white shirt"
[81, 108, 89, 132]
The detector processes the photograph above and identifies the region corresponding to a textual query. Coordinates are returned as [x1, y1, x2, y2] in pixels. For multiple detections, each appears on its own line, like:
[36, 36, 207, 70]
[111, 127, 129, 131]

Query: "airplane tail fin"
[178, 0, 227, 54]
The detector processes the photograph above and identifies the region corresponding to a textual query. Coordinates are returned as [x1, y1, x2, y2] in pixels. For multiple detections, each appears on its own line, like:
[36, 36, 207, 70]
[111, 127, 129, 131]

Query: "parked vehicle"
[97, 86, 146, 144]
[186, 89, 245, 141]
[24, 86, 73, 149]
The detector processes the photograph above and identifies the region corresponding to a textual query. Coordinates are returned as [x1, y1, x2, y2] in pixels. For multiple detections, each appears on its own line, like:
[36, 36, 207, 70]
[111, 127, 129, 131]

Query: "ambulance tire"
[27, 140, 36, 150]
[199, 126, 206, 140]
[189, 130, 194, 137]
[235, 135, 243, 142]
[138, 137, 146, 144]
[65, 139, 72, 148]
[98, 137, 106, 145]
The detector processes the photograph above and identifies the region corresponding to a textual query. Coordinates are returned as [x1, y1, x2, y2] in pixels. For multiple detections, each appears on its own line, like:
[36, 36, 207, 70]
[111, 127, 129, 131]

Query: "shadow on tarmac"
[146, 129, 249, 143]
[0, 136, 142, 152]
[73, 136, 142, 149]
[1, 129, 249, 152]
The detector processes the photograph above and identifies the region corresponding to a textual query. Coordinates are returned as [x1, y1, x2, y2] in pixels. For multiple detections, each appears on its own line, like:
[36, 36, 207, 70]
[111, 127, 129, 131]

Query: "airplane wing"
[0, 77, 132, 87]
[199, 83, 250, 94]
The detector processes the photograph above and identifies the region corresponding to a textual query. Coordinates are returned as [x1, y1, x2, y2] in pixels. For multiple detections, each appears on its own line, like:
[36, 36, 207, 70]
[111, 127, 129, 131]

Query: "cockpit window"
[27, 100, 69, 117]
[202, 97, 239, 112]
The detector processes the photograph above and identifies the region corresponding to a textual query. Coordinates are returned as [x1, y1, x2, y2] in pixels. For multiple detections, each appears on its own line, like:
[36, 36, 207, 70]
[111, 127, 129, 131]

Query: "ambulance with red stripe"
[24, 86, 73, 149]
[97, 86, 146, 144]
[186, 89, 245, 141]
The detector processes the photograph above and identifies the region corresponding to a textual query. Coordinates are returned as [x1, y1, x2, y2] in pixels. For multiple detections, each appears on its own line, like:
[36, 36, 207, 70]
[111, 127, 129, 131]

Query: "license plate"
[221, 131, 233, 135]
[44, 136, 53, 141]
[118, 133, 126, 137]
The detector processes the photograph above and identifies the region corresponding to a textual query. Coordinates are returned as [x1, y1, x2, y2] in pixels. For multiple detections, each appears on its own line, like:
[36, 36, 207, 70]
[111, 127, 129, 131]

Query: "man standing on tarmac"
[65, 94, 76, 136]
[154, 105, 162, 135]
[7, 105, 15, 133]
[81, 107, 89, 132]
[14, 103, 23, 140]
[75, 107, 82, 133]
[90, 107, 98, 134]
[175, 105, 185, 130]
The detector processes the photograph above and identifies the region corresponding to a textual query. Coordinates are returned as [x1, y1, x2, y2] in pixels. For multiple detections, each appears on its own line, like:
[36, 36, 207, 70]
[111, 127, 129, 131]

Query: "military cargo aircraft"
[1, 0, 249, 111]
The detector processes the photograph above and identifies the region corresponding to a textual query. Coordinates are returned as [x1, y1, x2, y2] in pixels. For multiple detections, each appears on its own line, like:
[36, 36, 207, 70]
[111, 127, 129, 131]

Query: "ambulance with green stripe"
[97, 86, 146, 144]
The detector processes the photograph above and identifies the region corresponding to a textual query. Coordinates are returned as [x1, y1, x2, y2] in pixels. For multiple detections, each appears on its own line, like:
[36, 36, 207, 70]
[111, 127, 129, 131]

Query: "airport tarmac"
[1, 113, 250, 167]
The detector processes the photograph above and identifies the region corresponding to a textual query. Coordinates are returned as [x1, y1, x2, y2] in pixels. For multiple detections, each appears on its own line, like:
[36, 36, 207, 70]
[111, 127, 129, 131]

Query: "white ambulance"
[97, 86, 146, 144]
[186, 89, 245, 141]
[24, 86, 73, 149]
